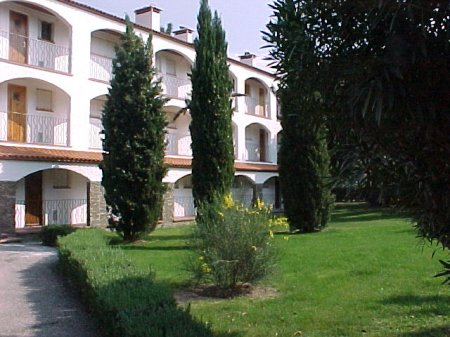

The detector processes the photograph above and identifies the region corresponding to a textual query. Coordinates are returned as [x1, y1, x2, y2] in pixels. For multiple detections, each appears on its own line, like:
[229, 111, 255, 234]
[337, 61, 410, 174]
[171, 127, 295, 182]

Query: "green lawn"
[120, 205, 449, 337]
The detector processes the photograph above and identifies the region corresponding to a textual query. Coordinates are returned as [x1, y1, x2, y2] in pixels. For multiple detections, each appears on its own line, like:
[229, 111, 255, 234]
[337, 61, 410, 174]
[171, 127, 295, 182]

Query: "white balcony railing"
[0, 111, 68, 146]
[173, 195, 196, 218]
[0, 30, 71, 73]
[245, 97, 268, 117]
[165, 133, 192, 156]
[89, 118, 103, 149]
[159, 73, 191, 99]
[15, 199, 87, 228]
[90, 53, 113, 82]
[245, 142, 261, 162]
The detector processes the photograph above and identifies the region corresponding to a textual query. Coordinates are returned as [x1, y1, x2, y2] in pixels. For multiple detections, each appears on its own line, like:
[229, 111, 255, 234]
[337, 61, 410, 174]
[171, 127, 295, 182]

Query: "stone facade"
[161, 183, 174, 226]
[88, 182, 108, 227]
[0, 182, 16, 233]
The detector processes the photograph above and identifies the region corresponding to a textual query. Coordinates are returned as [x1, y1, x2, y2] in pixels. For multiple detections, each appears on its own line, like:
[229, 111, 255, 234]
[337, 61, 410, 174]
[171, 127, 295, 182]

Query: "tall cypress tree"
[265, 0, 334, 232]
[190, 0, 234, 208]
[101, 19, 167, 241]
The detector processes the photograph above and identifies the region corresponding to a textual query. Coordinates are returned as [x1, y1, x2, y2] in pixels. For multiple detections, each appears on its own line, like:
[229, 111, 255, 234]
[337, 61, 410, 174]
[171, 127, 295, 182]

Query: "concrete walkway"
[0, 243, 98, 337]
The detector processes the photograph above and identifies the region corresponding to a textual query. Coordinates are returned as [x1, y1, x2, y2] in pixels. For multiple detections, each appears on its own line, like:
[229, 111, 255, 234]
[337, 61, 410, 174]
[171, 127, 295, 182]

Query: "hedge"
[58, 229, 212, 337]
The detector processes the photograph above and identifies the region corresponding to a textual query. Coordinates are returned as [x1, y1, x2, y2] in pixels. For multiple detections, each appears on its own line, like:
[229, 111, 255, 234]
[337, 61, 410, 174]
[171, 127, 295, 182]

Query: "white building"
[0, 0, 282, 233]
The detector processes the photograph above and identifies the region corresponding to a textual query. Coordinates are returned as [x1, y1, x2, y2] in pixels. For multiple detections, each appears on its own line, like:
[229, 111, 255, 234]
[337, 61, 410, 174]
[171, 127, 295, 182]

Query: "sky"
[79, 0, 275, 65]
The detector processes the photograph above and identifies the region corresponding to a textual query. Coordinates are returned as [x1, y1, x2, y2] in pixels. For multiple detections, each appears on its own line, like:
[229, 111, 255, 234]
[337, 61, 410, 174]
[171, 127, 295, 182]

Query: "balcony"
[89, 118, 103, 149]
[245, 97, 268, 117]
[0, 30, 71, 73]
[159, 74, 191, 100]
[90, 53, 113, 82]
[245, 142, 261, 162]
[0, 111, 68, 146]
[165, 132, 192, 156]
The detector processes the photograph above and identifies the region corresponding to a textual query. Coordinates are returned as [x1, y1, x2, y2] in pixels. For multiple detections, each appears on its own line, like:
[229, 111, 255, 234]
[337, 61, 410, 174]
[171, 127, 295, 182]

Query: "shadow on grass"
[381, 294, 450, 316]
[147, 234, 192, 241]
[331, 204, 410, 224]
[396, 325, 450, 337]
[121, 245, 191, 252]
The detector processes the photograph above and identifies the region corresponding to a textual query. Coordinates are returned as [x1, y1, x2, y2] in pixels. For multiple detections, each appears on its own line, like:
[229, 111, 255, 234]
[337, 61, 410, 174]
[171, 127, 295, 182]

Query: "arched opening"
[15, 168, 89, 228]
[262, 176, 282, 211]
[245, 123, 270, 162]
[90, 29, 122, 82]
[89, 95, 106, 149]
[244, 77, 270, 118]
[173, 174, 195, 218]
[155, 50, 192, 100]
[165, 106, 192, 157]
[0, 78, 70, 146]
[0, 1, 72, 73]
[231, 175, 254, 207]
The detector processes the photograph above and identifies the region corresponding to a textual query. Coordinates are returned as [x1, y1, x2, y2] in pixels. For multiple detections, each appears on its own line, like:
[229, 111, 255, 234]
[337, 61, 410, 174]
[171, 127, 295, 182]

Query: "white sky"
[78, 0, 274, 62]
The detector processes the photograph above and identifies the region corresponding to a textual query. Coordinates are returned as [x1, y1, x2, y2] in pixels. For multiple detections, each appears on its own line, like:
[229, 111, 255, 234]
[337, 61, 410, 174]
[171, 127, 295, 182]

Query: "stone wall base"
[0, 182, 16, 234]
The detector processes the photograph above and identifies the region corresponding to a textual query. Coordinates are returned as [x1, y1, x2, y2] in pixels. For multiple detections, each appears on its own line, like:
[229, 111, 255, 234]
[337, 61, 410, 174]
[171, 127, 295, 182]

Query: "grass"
[119, 204, 449, 337]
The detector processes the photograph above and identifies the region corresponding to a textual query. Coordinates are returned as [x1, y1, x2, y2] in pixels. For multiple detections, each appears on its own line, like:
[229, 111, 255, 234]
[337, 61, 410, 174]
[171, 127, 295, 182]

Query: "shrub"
[40, 224, 76, 246]
[189, 197, 276, 289]
[58, 229, 212, 337]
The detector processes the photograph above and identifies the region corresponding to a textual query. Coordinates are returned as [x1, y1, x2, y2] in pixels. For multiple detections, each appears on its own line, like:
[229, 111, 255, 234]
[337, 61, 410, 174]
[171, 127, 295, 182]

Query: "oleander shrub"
[189, 196, 276, 289]
[40, 224, 76, 247]
[58, 229, 212, 337]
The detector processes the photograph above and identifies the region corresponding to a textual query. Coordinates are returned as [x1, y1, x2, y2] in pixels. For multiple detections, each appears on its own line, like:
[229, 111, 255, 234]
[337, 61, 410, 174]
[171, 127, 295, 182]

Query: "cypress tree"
[101, 19, 168, 241]
[190, 0, 234, 208]
[266, 0, 334, 232]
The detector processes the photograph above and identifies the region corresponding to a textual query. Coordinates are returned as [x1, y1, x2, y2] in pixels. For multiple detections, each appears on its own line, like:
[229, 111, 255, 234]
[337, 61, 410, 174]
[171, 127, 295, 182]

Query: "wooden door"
[259, 129, 266, 162]
[9, 11, 28, 64]
[25, 172, 43, 227]
[259, 88, 266, 116]
[7, 84, 27, 143]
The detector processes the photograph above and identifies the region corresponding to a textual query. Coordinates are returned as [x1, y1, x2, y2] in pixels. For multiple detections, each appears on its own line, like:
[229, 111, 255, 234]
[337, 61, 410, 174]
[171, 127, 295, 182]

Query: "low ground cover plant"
[40, 224, 76, 246]
[58, 229, 212, 337]
[189, 197, 276, 289]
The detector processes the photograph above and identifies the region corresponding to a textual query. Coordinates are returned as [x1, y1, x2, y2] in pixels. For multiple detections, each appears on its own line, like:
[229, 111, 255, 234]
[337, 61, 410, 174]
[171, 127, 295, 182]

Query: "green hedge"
[58, 229, 212, 337]
[40, 224, 76, 246]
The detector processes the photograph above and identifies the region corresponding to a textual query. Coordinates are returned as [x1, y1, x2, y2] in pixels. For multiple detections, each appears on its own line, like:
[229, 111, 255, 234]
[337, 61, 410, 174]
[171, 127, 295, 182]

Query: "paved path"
[0, 243, 98, 337]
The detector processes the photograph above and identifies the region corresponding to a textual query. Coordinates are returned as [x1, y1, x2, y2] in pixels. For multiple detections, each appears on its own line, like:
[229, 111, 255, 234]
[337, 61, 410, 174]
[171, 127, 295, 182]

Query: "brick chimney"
[173, 26, 194, 43]
[134, 5, 161, 31]
[239, 52, 256, 66]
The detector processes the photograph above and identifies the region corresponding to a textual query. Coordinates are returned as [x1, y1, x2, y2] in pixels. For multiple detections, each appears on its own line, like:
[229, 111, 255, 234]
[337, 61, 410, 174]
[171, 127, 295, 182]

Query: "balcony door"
[25, 172, 43, 227]
[259, 129, 266, 162]
[9, 11, 28, 64]
[7, 84, 27, 143]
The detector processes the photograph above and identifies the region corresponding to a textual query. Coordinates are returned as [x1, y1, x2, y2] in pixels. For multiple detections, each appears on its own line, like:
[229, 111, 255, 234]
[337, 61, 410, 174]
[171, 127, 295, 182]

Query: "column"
[0, 182, 16, 233]
[88, 182, 108, 227]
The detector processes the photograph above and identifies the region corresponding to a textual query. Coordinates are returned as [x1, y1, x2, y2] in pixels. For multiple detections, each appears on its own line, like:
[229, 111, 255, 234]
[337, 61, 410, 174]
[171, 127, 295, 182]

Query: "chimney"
[173, 26, 194, 43]
[134, 5, 161, 31]
[239, 52, 256, 66]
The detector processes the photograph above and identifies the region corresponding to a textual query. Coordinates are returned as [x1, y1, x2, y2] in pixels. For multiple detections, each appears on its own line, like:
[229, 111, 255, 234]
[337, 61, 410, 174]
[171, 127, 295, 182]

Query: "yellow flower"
[201, 263, 211, 273]
[251, 245, 257, 251]
[218, 211, 224, 219]
[198, 256, 204, 260]
[223, 194, 234, 208]
[269, 230, 274, 239]
[283, 236, 289, 241]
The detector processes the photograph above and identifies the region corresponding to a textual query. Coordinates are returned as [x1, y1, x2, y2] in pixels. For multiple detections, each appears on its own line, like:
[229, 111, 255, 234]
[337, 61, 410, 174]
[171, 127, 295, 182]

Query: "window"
[166, 59, 176, 76]
[40, 21, 53, 42]
[53, 170, 70, 189]
[36, 89, 53, 111]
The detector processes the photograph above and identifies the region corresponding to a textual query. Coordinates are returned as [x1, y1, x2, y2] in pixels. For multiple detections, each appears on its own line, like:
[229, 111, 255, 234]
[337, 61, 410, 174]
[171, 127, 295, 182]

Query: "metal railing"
[15, 199, 87, 228]
[0, 111, 68, 146]
[90, 53, 113, 82]
[165, 132, 192, 156]
[89, 118, 103, 149]
[0, 30, 71, 73]
[245, 96, 268, 117]
[159, 73, 191, 99]
[173, 195, 196, 218]
[244, 142, 261, 162]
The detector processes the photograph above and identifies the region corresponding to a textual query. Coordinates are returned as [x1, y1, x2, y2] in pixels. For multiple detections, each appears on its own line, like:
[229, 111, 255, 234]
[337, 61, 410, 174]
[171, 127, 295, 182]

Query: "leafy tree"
[101, 19, 167, 241]
[265, 0, 334, 232]
[189, 0, 234, 208]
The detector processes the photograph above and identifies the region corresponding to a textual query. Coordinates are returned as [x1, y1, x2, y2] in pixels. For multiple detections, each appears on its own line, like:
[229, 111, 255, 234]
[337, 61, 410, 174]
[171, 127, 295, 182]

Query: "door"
[259, 129, 266, 162]
[9, 11, 28, 64]
[25, 172, 43, 226]
[7, 84, 27, 142]
[258, 88, 266, 116]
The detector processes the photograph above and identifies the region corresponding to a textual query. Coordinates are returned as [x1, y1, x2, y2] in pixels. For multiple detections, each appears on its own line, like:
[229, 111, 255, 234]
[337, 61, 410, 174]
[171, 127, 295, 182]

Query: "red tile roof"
[0, 145, 278, 172]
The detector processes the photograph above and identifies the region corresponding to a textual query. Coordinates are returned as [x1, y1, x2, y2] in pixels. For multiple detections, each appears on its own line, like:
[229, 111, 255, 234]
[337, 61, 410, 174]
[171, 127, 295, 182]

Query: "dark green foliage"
[101, 19, 167, 241]
[40, 225, 75, 246]
[58, 229, 213, 337]
[189, 0, 234, 208]
[265, 0, 334, 232]
[435, 259, 450, 285]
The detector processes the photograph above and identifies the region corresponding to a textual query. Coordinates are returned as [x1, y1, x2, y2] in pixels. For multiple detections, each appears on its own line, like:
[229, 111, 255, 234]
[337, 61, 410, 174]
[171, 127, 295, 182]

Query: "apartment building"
[0, 0, 282, 233]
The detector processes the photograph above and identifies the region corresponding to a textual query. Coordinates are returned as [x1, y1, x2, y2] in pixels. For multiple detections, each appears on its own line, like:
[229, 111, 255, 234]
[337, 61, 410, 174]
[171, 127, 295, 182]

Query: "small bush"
[58, 229, 212, 337]
[40, 225, 76, 246]
[189, 196, 276, 289]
